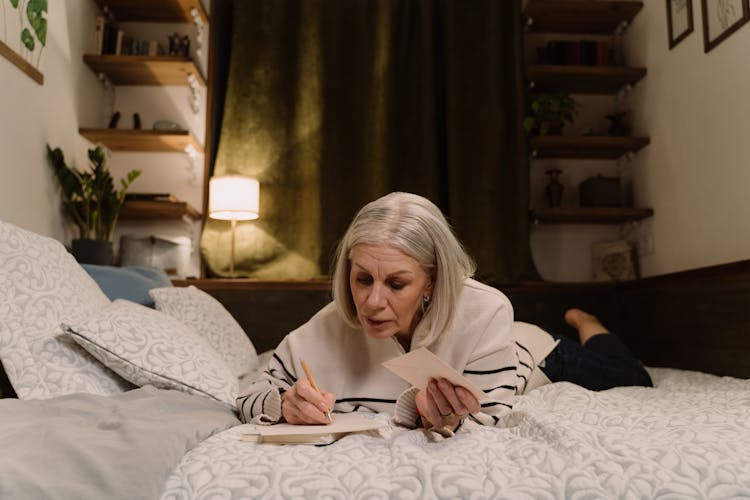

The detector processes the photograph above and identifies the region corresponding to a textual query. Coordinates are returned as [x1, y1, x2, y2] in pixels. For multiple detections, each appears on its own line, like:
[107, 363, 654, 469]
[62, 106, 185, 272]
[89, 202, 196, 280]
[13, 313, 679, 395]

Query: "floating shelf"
[83, 55, 205, 87]
[529, 136, 650, 159]
[94, 0, 209, 24]
[531, 207, 654, 225]
[120, 200, 201, 221]
[79, 128, 203, 153]
[527, 65, 646, 94]
[524, 0, 643, 34]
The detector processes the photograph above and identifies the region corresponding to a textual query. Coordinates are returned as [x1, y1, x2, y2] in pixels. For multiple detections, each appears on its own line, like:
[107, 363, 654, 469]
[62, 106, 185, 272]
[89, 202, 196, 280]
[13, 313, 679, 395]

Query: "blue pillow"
[81, 264, 173, 308]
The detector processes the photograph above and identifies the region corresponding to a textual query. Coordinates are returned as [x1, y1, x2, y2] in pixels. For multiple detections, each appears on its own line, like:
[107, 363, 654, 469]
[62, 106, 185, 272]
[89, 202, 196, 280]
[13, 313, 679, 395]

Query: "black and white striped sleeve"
[462, 306, 517, 428]
[236, 337, 298, 424]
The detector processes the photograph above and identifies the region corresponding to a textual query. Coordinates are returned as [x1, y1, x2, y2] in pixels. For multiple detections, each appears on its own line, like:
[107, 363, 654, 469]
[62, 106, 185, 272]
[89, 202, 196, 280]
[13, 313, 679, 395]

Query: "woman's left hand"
[415, 377, 480, 430]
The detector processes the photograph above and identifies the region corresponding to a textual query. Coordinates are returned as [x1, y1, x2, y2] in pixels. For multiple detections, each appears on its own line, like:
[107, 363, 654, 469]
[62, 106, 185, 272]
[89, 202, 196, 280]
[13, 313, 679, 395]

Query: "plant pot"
[71, 239, 114, 266]
[540, 121, 564, 136]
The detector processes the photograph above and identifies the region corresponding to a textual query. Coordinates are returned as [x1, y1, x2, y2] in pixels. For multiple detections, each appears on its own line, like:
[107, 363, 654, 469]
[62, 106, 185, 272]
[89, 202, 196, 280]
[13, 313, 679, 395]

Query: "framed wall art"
[701, 0, 750, 52]
[0, 0, 46, 85]
[667, 0, 695, 49]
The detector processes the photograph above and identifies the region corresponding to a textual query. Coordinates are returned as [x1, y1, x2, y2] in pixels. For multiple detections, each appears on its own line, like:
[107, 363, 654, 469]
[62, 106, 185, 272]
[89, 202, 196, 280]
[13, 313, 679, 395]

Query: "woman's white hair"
[331, 192, 475, 347]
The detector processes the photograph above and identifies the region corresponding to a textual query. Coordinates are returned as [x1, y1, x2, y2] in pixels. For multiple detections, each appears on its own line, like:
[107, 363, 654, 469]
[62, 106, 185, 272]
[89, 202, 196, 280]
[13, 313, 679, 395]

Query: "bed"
[2, 220, 749, 499]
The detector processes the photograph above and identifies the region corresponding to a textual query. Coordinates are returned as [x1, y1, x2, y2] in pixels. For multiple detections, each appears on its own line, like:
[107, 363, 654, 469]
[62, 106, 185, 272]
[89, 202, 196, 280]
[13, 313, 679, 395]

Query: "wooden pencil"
[300, 358, 333, 423]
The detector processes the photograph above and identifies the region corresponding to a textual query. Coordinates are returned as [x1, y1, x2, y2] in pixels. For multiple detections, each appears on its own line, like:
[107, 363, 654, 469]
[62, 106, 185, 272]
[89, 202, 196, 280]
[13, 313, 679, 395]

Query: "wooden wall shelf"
[531, 207, 654, 225]
[524, 0, 643, 34]
[79, 128, 203, 153]
[83, 55, 206, 87]
[530, 136, 650, 159]
[527, 65, 646, 94]
[94, 0, 209, 24]
[120, 200, 201, 221]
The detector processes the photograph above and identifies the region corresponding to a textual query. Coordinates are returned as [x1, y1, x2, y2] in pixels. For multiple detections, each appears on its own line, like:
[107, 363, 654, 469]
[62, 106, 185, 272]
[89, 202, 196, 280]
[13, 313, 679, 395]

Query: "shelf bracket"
[186, 73, 201, 115]
[190, 8, 205, 58]
[97, 72, 116, 125]
[618, 220, 640, 244]
[184, 144, 200, 186]
[615, 83, 633, 104]
[616, 151, 636, 170]
[614, 20, 629, 38]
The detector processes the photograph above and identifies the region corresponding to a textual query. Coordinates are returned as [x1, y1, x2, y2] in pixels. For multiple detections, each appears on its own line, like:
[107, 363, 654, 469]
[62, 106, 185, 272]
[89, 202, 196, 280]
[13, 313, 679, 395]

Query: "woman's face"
[349, 243, 433, 344]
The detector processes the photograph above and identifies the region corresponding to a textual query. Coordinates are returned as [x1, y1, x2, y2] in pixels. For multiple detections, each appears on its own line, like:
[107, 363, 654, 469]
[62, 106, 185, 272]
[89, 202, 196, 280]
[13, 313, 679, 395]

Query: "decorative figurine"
[107, 111, 121, 129]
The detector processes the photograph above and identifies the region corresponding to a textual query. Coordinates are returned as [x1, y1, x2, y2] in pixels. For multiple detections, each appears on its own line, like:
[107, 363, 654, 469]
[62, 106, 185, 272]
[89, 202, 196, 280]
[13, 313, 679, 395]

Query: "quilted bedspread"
[161, 368, 750, 499]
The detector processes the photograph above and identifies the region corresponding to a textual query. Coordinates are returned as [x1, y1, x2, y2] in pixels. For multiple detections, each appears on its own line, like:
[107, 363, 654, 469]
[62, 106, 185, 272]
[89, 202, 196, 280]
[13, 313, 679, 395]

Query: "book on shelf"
[93, 15, 105, 55]
[114, 29, 125, 55]
[240, 412, 385, 445]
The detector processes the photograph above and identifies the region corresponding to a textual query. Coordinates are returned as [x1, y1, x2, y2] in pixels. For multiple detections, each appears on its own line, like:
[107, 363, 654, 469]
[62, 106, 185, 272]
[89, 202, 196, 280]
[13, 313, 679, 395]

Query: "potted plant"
[46, 144, 141, 265]
[523, 92, 578, 136]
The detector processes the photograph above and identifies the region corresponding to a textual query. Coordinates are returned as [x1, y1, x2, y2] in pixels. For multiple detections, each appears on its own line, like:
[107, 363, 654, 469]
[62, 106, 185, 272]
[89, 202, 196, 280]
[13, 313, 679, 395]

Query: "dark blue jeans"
[540, 332, 653, 391]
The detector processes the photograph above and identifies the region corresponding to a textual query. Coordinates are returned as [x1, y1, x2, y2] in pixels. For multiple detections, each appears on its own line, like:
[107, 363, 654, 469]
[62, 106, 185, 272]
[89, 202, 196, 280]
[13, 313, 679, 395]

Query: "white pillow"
[64, 299, 238, 407]
[0, 221, 132, 399]
[64, 299, 238, 406]
[149, 286, 259, 379]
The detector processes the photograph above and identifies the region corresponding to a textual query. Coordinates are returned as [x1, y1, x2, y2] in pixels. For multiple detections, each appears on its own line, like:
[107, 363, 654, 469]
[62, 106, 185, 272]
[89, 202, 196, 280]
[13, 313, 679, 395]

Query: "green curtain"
[202, 0, 539, 283]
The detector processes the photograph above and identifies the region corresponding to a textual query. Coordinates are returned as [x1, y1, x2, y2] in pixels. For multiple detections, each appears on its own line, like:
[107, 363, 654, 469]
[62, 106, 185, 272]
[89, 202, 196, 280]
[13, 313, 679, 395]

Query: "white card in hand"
[382, 347, 488, 402]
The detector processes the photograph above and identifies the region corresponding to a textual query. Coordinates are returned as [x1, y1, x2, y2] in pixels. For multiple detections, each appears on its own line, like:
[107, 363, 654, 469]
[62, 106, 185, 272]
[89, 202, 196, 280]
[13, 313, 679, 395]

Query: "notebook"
[241, 412, 386, 445]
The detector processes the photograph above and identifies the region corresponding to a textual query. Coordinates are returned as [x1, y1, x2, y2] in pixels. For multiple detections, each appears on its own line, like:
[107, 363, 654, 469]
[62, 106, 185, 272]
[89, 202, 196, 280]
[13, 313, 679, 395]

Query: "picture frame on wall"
[667, 0, 695, 49]
[701, 0, 750, 52]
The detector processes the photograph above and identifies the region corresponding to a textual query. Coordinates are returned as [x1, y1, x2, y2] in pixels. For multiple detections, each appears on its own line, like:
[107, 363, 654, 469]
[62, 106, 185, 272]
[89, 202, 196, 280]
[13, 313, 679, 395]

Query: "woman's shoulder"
[287, 301, 356, 341]
[461, 278, 512, 308]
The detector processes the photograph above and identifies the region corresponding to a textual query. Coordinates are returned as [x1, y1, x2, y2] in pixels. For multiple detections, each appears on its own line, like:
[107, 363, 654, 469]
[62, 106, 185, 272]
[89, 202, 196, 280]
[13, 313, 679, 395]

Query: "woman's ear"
[426, 271, 436, 296]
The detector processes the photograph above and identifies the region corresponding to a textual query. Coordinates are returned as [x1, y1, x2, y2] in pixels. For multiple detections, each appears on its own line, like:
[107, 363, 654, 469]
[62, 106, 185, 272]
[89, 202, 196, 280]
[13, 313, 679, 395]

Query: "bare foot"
[564, 308, 609, 344]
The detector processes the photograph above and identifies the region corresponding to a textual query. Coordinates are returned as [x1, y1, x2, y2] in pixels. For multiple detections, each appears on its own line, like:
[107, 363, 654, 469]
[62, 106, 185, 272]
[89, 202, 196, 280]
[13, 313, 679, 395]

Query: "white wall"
[626, 0, 750, 277]
[530, 0, 750, 281]
[0, 1, 103, 242]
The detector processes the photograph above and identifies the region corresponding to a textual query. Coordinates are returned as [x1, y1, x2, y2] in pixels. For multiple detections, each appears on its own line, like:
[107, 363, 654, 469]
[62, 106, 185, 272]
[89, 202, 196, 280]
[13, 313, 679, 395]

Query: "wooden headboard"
[500, 260, 750, 378]
[178, 260, 750, 379]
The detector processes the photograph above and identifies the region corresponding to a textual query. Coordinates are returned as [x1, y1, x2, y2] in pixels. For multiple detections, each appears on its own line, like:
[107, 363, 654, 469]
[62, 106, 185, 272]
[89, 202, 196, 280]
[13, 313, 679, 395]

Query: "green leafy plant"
[46, 145, 141, 241]
[5, 0, 46, 65]
[523, 92, 578, 136]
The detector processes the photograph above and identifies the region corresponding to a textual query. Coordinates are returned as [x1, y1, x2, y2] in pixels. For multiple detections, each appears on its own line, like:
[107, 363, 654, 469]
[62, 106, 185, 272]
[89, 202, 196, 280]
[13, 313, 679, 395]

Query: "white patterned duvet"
[161, 368, 750, 499]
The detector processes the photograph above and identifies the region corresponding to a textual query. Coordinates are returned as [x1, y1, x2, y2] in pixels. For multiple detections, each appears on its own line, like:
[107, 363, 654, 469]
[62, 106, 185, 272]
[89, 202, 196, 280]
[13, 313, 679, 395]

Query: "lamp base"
[230, 218, 237, 274]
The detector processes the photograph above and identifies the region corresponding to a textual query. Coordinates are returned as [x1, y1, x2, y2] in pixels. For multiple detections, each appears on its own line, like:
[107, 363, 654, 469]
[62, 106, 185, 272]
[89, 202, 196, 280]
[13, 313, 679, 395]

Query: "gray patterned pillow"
[149, 286, 259, 379]
[64, 299, 238, 406]
[0, 221, 132, 399]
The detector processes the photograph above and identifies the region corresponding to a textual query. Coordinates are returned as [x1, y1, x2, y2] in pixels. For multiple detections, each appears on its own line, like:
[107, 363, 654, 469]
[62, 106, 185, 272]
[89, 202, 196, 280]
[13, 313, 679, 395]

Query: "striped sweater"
[237, 278, 547, 429]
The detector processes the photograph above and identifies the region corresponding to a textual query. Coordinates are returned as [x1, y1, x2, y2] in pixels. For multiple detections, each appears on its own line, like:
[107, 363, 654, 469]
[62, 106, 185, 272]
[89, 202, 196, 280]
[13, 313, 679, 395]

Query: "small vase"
[545, 169, 564, 208]
[71, 239, 114, 266]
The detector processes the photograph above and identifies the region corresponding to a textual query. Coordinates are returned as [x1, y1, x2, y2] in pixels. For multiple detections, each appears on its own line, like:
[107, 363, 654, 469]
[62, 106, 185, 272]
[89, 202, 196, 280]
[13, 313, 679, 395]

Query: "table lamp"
[208, 175, 259, 274]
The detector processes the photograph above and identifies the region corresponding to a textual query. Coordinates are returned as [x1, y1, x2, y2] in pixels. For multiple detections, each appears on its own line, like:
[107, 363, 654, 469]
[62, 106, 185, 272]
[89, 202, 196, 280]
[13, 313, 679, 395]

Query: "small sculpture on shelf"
[545, 168, 564, 208]
[168, 33, 191, 57]
[107, 111, 121, 129]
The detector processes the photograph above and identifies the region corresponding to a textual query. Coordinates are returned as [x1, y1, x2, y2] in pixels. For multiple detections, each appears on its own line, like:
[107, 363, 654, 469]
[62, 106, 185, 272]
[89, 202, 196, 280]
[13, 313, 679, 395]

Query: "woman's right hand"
[281, 379, 336, 425]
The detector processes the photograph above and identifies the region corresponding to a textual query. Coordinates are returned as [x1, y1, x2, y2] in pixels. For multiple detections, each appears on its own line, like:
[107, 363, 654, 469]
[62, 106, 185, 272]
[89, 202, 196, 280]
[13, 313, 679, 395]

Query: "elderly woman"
[236, 192, 651, 432]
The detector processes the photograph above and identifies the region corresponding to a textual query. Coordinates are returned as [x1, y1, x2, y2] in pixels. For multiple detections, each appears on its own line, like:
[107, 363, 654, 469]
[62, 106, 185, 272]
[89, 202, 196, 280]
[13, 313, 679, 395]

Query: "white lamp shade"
[208, 175, 260, 221]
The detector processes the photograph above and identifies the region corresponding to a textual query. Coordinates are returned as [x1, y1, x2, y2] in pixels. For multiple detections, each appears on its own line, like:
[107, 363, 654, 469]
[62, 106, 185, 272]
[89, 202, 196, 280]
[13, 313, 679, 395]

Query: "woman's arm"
[236, 336, 335, 425]
[462, 304, 517, 427]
